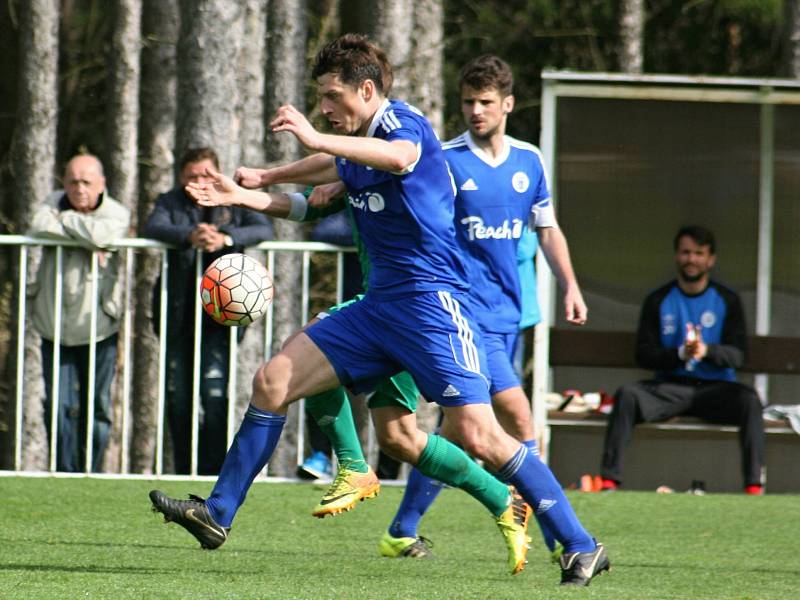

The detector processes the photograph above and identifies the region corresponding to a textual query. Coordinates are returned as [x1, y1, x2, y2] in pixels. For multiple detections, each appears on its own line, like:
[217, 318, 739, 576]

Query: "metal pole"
[754, 96, 775, 404]
[534, 78, 558, 463]
[84, 251, 100, 473]
[120, 248, 134, 474]
[191, 250, 203, 477]
[155, 250, 169, 476]
[49, 246, 64, 473]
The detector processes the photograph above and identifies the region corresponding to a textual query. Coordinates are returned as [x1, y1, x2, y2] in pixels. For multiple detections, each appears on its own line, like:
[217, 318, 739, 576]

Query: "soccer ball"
[200, 253, 273, 326]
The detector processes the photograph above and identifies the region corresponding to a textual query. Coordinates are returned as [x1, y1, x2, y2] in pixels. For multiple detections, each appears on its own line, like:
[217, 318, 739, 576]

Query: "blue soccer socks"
[388, 466, 444, 539]
[205, 404, 286, 527]
[523, 439, 558, 552]
[498, 445, 595, 554]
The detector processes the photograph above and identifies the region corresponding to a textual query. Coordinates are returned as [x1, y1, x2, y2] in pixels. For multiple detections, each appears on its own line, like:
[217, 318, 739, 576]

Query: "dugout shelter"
[533, 71, 800, 492]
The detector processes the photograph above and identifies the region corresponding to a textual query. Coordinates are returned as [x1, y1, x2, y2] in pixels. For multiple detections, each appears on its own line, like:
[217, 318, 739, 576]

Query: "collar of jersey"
[366, 98, 393, 138]
[464, 130, 511, 168]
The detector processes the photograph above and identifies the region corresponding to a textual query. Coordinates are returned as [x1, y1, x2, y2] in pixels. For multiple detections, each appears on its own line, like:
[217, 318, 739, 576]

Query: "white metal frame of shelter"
[532, 71, 800, 460]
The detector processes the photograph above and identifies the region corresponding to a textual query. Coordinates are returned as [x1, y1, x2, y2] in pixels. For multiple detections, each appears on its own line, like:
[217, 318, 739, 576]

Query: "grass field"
[2, 477, 798, 599]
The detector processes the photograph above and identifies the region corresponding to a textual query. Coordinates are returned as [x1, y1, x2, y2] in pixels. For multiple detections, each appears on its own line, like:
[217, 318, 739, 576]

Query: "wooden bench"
[544, 328, 800, 493]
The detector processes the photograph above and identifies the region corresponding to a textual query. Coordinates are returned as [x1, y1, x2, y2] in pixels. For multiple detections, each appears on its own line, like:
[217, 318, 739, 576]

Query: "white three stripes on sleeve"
[380, 110, 402, 133]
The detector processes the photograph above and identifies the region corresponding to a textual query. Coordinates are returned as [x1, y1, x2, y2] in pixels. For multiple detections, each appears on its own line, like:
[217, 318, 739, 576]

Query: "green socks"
[415, 433, 509, 517]
[305, 387, 369, 473]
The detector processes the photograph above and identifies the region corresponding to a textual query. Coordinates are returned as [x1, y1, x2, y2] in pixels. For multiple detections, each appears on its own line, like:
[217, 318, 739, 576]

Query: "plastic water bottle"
[685, 323, 698, 371]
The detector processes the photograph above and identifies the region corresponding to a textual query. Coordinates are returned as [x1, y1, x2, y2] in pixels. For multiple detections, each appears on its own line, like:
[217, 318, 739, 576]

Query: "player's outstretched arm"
[187, 167, 295, 218]
[235, 153, 340, 188]
[270, 104, 418, 173]
[537, 225, 587, 326]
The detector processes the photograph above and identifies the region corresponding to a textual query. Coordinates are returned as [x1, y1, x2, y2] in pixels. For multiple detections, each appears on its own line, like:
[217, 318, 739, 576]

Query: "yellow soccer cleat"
[378, 530, 434, 558]
[311, 463, 380, 518]
[508, 485, 532, 534]
[495, 489, 532, 575]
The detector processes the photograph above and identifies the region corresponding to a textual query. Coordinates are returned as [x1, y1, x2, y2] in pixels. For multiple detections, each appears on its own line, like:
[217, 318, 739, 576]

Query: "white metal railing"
[0, 235, 356, 478]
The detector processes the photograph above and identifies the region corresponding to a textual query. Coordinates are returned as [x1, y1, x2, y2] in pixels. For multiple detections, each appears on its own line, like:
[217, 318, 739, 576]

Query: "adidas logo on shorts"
[442, 384, 461, 397]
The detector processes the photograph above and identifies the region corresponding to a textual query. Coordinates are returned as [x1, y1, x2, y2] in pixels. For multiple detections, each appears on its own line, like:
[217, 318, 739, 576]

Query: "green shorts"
[326, 296, 419, 413]
[368, 370, 419, 412]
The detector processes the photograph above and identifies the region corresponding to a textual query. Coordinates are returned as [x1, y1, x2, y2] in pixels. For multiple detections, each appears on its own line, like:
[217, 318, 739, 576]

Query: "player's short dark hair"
[311, 33, 393, 95]
[674, 225, 716, 254]
[179, 147, 220, 172]
[459, 54, 514, 97]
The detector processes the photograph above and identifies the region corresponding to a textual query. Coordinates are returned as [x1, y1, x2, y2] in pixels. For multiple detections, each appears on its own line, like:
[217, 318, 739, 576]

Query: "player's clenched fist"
[234, 166, 266, 189]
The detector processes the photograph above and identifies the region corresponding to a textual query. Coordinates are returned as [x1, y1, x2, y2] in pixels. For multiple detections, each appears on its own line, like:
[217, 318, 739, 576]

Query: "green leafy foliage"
[442, 0, 790, 144]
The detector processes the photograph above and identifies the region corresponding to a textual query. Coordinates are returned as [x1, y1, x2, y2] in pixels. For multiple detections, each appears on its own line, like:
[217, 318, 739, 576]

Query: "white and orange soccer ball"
[199, 253, 273, 326]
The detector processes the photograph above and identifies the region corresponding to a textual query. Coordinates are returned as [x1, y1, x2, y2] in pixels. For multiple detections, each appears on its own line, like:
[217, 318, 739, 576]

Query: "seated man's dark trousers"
[600, 377, 764, 487]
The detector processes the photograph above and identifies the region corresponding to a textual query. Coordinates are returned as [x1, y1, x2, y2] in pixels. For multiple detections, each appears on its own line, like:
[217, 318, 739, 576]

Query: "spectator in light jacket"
[28, 154, 131, 472]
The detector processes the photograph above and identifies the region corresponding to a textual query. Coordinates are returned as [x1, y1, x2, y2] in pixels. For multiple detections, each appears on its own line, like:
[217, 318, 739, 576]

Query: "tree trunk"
[404, 0, 443, 436]
[0, 0, 20, 467]
[619, 0, 644, 73]
[133, 0, 179, 474]
[10, 0, 60, 471]
[235, 0, 269, 427]
[264, 0, 307, 477]
[786, 0, 800, 78]
[176, 0, 243, 174]
[408, 0, 444, 136]
[371, 0, 414, 98]
[102, 0, 141, 474]
[107, 0, 141, 211]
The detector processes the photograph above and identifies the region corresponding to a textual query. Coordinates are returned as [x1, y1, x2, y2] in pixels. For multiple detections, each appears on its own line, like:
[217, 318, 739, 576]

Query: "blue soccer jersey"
[442, 131, 551, 333]
[306, 100, 491, 406]
[653, 282, 737, 381]
[336, 99, 468, 301]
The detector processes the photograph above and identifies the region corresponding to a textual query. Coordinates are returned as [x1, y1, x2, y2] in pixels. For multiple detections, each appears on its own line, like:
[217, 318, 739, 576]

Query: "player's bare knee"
[503, 413, 532, 441]
[457, 430, 493, 462]
[251, 362, 288, 412]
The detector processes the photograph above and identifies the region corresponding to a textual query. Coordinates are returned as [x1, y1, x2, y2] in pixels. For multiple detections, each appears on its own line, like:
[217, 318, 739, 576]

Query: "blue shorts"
[483, 331, 522, 395]
[305, 291, 491, 407]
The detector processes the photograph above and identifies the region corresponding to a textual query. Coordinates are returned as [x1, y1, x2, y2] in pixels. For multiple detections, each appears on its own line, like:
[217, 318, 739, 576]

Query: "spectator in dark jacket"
[145, 147, 274, 474]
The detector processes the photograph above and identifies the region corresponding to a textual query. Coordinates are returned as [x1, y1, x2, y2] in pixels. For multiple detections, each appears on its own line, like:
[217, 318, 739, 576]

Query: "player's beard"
[679, 265, 707, 283]
[469, 121, 502, 141]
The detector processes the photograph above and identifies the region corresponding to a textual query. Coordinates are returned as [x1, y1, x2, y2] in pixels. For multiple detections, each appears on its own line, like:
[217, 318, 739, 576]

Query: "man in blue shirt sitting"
[600, 225, 765, 495]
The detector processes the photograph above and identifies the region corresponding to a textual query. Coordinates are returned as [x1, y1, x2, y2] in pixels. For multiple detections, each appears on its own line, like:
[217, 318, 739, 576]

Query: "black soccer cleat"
[149, 489, 230, 550]
[559, 541, 610, 586]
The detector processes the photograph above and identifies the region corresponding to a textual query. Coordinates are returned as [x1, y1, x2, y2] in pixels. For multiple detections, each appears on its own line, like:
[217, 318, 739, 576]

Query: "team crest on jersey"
[662, 313, 676, 336]
[700, 310, 717, 328]
[349, 192, 386, 213]
[512, 171, 529, 193]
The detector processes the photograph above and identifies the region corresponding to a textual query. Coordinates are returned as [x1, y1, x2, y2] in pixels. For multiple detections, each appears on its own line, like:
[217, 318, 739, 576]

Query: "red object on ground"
[600, 477, 619, 491]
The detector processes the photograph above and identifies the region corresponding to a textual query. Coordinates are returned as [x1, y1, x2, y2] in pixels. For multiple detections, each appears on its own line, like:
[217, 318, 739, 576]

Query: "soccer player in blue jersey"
[149, 35, 606, 585]
[378, 55, 606, 580]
